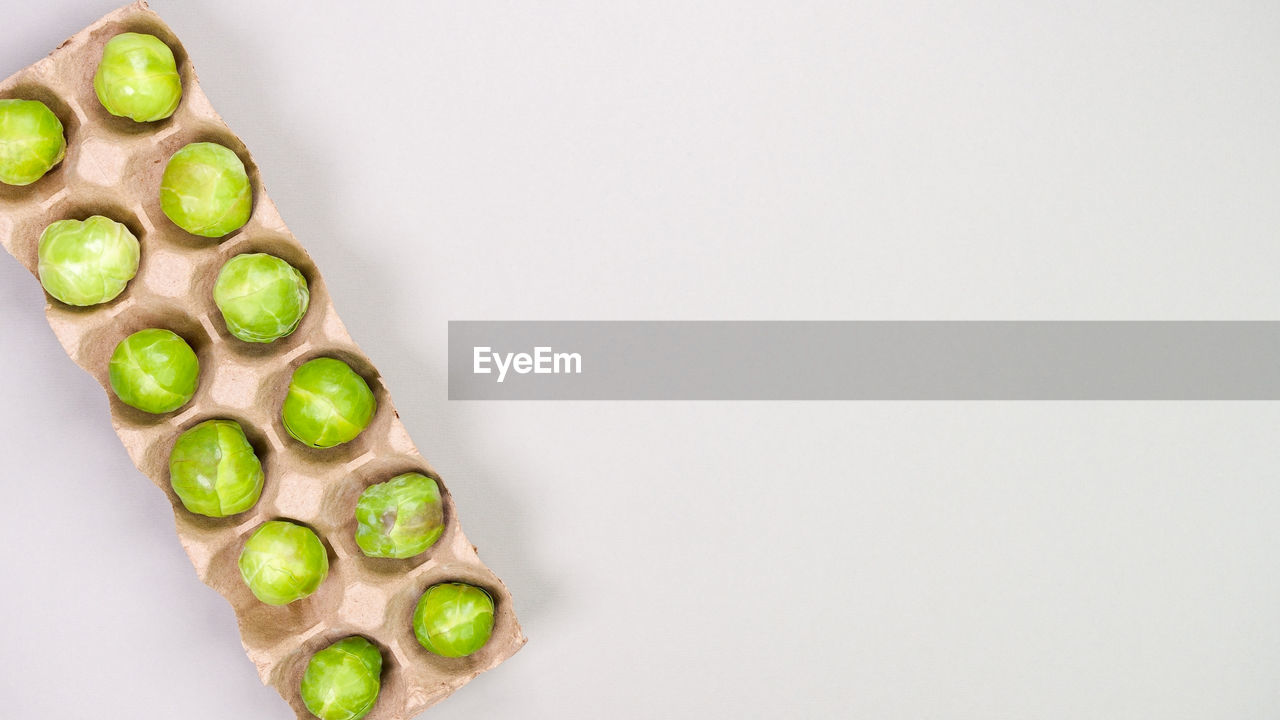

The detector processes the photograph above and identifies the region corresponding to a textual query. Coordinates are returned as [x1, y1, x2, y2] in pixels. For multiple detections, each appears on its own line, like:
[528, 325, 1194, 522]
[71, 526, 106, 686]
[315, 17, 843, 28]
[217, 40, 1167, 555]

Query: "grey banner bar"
[447, 321, 1280, 400]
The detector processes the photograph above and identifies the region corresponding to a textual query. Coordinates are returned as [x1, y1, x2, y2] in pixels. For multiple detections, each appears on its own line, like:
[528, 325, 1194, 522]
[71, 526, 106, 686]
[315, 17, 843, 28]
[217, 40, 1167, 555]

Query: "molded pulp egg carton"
[0, 3, 525, 717]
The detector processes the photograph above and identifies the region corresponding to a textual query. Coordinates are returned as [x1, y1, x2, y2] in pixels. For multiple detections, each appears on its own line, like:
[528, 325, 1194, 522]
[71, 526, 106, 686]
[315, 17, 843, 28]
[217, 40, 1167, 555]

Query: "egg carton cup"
[0, 3, 525, 718]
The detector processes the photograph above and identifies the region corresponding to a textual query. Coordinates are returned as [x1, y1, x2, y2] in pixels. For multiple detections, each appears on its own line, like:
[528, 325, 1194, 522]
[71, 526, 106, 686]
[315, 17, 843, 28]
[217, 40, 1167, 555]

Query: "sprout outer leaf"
[159, 142, 252, 237]
[169, 419, 264, 517]
[412, 582, 495, 658]
[238, 520, 329, 606]
[108, 328, 199, 414]
[354, 472, 444, 559]
[281, 358, 376, 449]
[0, 99, 66, 186]
[37, 215, 140, 306]
[213, 253, 310, 343]
[93, 32, 182, 122]
[300, 636, 383, 720]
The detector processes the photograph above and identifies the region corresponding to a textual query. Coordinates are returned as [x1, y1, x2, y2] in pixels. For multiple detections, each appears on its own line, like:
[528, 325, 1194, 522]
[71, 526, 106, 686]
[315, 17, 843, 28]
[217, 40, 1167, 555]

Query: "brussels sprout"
[238, 520, 329, 606]
[36, 216, 140, 307]
[213, 253, 310, 343]
[108, 328, 199, 414]
[0, 99, 65, 186]
[168, 419, 264, 518]
[355, 473, 444, 559]
[159, 142, 252, 237]
[300, 636, 383, 720]
[93, 32, 182, 122]
[282, 358, 376, 449]
[412, 583, 495, 658]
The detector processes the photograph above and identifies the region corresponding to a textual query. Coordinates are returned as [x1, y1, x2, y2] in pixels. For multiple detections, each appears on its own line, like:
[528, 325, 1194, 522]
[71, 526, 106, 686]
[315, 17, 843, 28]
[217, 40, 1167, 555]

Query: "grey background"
[2, 1, 1279, 718]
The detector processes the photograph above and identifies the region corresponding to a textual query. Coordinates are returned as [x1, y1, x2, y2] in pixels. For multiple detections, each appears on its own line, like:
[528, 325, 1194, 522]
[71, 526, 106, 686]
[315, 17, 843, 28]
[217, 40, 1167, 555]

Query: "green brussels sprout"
[238, 520, 329, 606]
[412, 583, 495, 658]
[159, 142, 252, 237]
[355, 473, 444, 559]
[36, 216, 140, 306]
[282, 358, 376, 449]
[108, 328, 199, 414]
[168, 419, 264, 518]
[93, 32, 182, 122]
[300, 636, 383, 720]
[0, 99, 66, 186]
[213, 253, 310, 343]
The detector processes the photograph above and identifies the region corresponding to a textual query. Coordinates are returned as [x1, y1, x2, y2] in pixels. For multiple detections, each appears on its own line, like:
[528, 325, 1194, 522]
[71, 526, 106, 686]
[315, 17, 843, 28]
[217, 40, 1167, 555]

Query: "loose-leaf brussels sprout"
[159, 142, 252, 237]
[169, 419, 264, 518]
[93, 32, 182, 122]
[213, 253, 310, 343]
[300, 636, 383, 720]
[412, 583, 495, 658]
[354, 472, 444, 559]
[282, 358, 376, 449]
[108, 328, 199, 414]
[0, 99, 66, 186]
[37, 215, 140, 306]
[238, 520, 329, 606]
